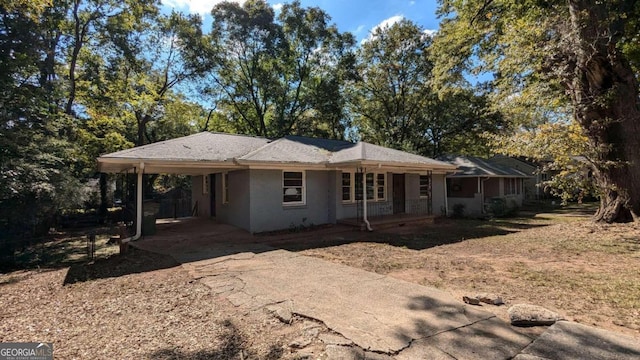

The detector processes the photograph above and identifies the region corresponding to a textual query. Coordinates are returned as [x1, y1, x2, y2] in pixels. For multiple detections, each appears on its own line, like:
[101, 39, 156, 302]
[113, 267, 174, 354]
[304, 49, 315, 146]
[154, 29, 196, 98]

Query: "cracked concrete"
[175, 244, 531, 358]
[135, 221, 640, 360]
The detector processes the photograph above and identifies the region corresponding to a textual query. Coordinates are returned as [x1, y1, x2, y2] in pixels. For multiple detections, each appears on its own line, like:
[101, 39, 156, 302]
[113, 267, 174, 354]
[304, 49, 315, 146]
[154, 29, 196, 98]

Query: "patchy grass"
[300, 204, 640, 338]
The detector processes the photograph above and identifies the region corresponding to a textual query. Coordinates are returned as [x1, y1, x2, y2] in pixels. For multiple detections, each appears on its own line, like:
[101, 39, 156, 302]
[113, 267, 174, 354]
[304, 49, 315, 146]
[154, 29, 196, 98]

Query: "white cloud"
[423, 29, 437, 37]
[371, 15, 404, 34]
[272, 3, 283, 12]
[164, 0, 246, 15]
[409, 1, 416, 5]
[361, 15, 404, 44]
[354, 24, 365, 34]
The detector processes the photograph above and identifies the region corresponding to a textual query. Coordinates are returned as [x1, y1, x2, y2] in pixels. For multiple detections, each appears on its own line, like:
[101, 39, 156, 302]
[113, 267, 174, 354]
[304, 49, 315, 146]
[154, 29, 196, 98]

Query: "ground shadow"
[394, 295, 534, 359]
[147, 319, 284, 360]
[63, 247, 179, 285]
[1, 226, 116, 273]
[269, 216, 551, 252]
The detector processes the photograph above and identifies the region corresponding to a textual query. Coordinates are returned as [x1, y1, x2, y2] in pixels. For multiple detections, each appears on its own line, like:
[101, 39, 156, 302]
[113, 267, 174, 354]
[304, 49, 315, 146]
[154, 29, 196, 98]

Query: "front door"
[393, 174, 405, 214]
[209, 174, 216, 217]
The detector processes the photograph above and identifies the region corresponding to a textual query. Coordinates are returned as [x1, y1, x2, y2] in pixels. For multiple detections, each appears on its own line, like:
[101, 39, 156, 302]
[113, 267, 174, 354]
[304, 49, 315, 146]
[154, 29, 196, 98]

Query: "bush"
[452, 203, 466, 218]
[489, 198, 520, 218]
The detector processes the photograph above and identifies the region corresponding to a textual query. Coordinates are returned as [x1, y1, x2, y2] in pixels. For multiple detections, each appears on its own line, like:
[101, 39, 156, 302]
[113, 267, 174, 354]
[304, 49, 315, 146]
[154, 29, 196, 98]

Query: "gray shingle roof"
[98, 132, 456, 171]
[330, 142, 453, 167]
[438, 155, 531, 178]
[99, 132, 270, 162]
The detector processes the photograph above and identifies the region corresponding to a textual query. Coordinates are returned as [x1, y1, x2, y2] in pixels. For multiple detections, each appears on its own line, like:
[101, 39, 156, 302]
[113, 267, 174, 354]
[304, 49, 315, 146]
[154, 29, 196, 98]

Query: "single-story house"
[489, 155, 551, 200]
[97, 132, 457, 237]
[438, 155, 532, 216]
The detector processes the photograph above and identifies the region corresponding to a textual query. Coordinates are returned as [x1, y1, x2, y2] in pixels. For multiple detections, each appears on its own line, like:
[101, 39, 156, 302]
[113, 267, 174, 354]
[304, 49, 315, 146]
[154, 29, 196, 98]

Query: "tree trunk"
[568, 0, 640, 223]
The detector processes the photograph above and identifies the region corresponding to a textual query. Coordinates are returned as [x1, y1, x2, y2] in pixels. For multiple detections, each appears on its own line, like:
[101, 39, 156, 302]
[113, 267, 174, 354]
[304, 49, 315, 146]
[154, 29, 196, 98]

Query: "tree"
[63, 0, 160, 116]
[489, 120, 598, 204]
[434, 0, 640, 222]
[350, 19, 433, 150]
[0, 3, 82, 245]
[350, 19, 501, 156]
[180, 0, 354, 138]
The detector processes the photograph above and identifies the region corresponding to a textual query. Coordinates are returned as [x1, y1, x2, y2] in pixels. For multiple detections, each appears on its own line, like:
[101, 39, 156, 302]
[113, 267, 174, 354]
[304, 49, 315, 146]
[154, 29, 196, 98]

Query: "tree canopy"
[4, 0, 640, 248]
[434, 0, 640, 222]
[180, 0, 355, 138]
[350, 19, 502, 156]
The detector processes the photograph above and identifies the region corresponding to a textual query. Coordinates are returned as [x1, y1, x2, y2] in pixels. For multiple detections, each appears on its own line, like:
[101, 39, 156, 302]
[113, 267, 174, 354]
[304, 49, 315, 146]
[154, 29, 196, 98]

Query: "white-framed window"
[222, 172, 229, 204]
[344, 171, 386, 202]
[283, 171, 305, 205]
[376, 173, 386, 200]
[419, 175, 430, 198]
[203, 174, 209, 194]
[341, 172, 352, 202]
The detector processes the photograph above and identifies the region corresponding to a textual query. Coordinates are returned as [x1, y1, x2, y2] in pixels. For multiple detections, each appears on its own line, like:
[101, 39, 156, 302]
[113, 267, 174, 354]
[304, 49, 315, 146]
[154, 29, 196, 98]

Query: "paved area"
[135, 220, 640, 359]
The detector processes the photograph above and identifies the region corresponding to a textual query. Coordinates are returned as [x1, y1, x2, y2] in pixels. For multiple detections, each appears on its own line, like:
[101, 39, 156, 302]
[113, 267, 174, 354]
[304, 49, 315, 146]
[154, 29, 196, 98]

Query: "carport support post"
[135, 162, 144, 239]
[361, 167, 372, 231]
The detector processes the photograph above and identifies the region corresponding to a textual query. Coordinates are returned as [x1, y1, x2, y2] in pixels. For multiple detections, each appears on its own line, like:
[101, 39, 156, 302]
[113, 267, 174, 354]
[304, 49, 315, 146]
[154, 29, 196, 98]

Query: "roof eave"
[97, 157, 241, 173]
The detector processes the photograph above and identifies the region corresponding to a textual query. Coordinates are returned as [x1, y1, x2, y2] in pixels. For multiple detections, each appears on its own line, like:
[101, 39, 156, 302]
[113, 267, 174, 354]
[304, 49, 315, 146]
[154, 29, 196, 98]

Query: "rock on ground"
[508, 304, 563, 326]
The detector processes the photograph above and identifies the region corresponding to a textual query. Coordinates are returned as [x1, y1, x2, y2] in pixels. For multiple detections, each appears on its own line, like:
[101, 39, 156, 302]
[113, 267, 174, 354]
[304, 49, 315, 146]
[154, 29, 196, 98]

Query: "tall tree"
[63, 0, 160, 116]
[434, 0, 640, 222]
[350, 19, 433, 150]
[0, 2, 82, 243]
[351, 19, 501, 156]
[180, 0, 354, 138]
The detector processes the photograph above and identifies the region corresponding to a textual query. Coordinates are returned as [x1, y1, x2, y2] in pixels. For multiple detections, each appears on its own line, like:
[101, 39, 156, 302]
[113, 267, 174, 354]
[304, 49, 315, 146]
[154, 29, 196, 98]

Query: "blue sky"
[162, 0, 441, 42]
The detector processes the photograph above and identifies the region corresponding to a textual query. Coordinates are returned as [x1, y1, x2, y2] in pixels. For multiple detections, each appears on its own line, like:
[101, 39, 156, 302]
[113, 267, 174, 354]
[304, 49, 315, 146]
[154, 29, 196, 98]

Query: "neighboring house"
[489, 155, 539, 200]
[438, 155, 532, 216]
[97, 132, 457, 234]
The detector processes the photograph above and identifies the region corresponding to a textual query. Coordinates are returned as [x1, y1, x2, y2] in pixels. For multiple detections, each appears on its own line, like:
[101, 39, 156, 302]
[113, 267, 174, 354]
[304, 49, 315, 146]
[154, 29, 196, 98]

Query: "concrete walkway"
[134, 223, 640, 359]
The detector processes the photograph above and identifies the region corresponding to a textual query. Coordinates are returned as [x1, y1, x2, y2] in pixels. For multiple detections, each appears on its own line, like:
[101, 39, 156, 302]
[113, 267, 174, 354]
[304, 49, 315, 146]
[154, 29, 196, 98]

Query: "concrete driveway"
[135, 219, 640, 359]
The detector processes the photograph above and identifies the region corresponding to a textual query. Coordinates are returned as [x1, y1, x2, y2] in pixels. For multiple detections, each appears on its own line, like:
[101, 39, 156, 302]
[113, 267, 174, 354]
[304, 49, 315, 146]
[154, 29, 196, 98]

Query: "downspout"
[361, 167, 373, 231]
[122, 162, 144, 243]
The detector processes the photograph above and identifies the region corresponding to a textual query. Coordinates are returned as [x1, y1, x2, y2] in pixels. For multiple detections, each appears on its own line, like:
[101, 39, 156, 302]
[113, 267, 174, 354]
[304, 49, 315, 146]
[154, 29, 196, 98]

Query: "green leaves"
[178, 0, 354, 138]
[349, 19, 500, 156]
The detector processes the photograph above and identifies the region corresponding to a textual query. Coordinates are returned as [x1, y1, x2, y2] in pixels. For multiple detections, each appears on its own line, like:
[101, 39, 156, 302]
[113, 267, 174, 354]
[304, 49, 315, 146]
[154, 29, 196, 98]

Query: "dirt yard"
[0, 248, 320, 359]
[1, 204, 639, 359]
[299, 206, 640, 339]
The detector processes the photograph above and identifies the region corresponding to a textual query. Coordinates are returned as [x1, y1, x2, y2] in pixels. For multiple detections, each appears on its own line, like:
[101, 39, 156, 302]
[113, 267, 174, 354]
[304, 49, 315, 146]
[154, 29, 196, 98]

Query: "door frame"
[393, 174, 405, 214]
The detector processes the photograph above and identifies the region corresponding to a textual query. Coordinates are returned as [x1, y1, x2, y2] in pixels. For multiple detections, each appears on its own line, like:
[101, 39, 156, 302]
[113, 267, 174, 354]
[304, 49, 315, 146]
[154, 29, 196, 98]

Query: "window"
[222, 172, 229, 204]
[419, 175, 431, 198]
[341, 173, 352, 201]
[349, 171, 385, 202]
[283, 171, 305, 205]
[505, 178, 520, 195]
[376, 173, 386, 200]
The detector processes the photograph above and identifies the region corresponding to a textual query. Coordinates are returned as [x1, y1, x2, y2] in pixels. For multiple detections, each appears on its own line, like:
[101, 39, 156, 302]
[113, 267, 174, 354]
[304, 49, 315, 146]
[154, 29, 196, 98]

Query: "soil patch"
[300, 211, 640, 339]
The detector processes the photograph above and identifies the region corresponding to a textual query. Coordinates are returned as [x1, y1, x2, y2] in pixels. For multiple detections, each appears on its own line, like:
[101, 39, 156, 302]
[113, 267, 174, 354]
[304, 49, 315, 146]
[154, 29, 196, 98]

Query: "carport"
[97, 133, 266, 242]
